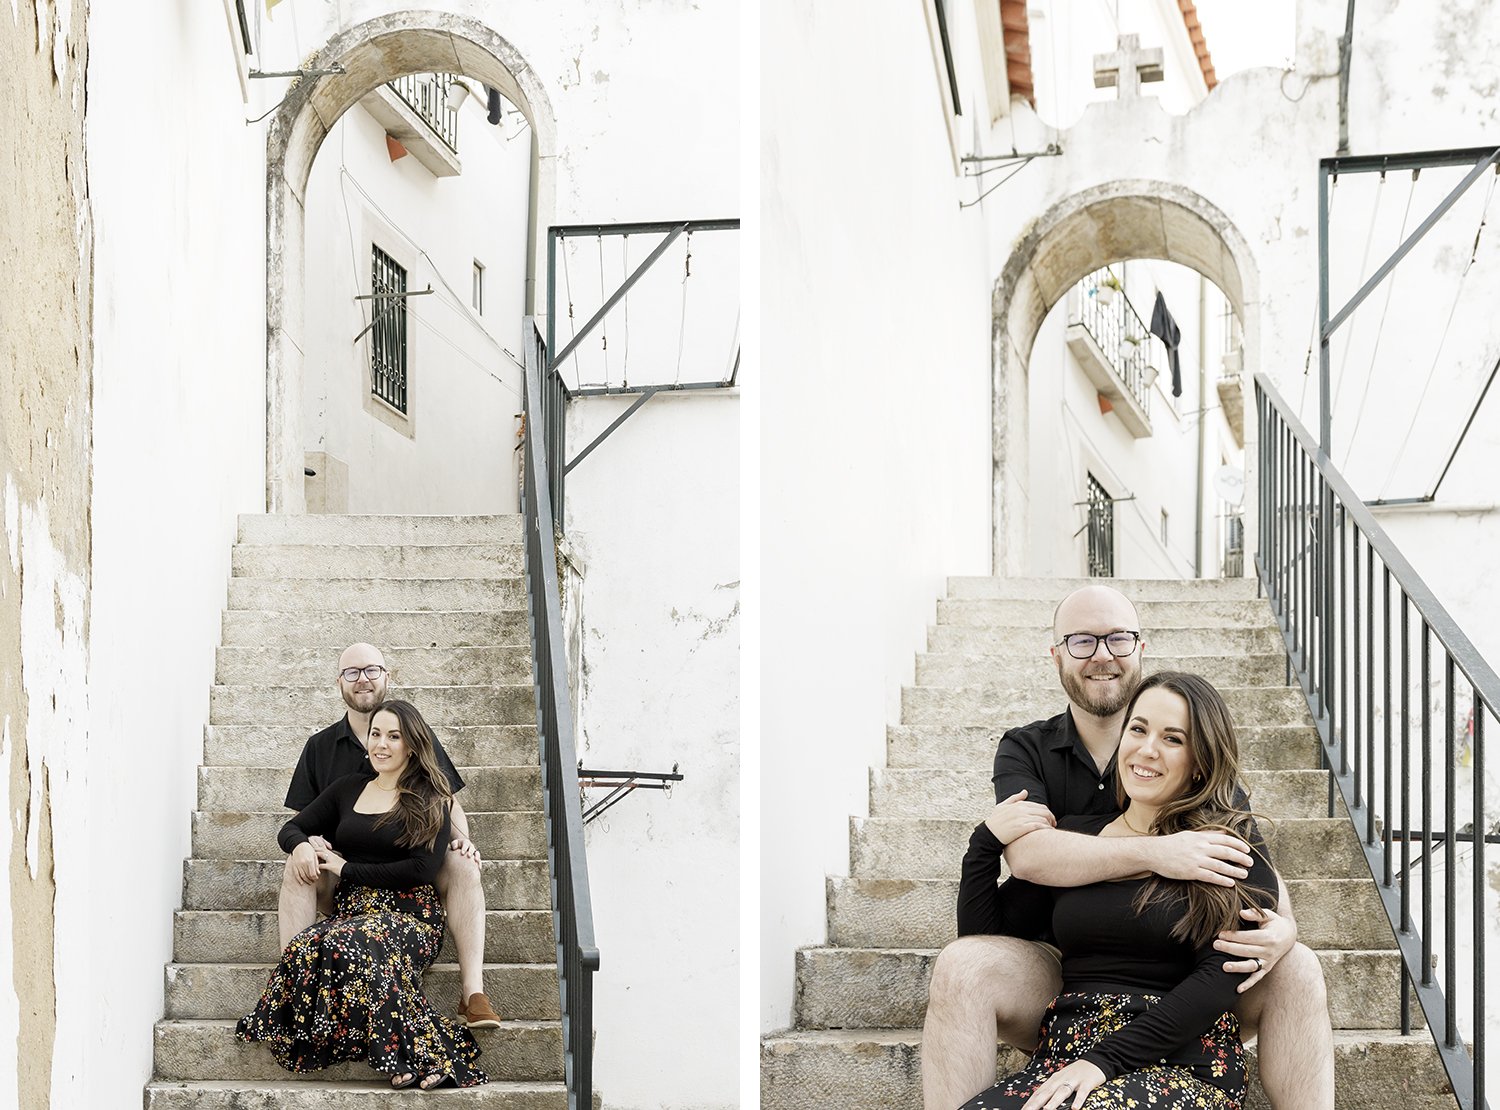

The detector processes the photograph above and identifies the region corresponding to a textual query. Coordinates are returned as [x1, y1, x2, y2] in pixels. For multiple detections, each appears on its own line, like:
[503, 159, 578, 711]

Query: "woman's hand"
[449, 836, 482, 864]
[1021, 1060, 1107, 1109]
[316, 846, 346, 878]
[289, 842, 320, 884]
[985, 789, 1057, 845]
[1215, 906, 1297, 992]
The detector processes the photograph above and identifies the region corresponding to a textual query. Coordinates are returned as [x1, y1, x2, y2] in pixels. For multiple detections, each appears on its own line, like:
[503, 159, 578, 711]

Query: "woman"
[960, 671, 1278, 1110]
[236, 699, 487, 1091]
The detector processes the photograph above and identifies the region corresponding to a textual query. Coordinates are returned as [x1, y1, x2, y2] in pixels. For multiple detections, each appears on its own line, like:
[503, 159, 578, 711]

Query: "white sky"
[1193, 0, 1298, 78]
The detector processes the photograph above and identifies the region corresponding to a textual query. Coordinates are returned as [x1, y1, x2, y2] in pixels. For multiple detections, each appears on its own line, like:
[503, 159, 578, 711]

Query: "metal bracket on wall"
[578, 764, 685, 825]
[350, 285, 434, 344]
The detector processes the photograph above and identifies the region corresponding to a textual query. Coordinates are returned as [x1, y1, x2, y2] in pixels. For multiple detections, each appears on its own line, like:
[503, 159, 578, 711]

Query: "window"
[1086, 474, 1115, 578]
[370, 244, 408, 413]
[472, 260, 485, 315]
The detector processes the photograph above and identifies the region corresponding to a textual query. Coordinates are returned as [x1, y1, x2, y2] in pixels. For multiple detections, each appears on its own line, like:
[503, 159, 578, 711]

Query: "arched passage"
[263, 11, 557, 511]
[992, 180, 1261, 574]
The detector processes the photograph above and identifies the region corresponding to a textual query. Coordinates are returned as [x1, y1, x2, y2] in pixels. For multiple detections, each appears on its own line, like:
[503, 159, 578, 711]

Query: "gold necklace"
[1121, 813, 1154, 836]
[371, 781, 399, 792]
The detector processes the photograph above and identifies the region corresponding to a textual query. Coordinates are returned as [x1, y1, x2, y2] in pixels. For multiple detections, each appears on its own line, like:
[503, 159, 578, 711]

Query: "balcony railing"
[1067, 267, 1156, 437]
[387, 73, 459, 153]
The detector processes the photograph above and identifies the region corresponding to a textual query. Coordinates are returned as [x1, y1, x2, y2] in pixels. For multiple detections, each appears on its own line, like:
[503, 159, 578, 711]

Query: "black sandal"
[419, 1073, 458, 1090]
[391, 1071, 420, 1090]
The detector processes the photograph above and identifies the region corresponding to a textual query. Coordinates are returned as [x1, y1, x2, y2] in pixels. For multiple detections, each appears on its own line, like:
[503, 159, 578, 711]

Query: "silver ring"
[1254, 957, 1265, 971]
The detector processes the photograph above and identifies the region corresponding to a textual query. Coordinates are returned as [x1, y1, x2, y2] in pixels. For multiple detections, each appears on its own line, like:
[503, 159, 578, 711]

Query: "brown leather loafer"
[458, 991, 502, 1029]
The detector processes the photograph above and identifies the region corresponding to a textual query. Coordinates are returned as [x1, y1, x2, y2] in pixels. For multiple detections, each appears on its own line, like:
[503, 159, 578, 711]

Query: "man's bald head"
[1052, 585, 1141, 642]
[338, 642, 386, 673]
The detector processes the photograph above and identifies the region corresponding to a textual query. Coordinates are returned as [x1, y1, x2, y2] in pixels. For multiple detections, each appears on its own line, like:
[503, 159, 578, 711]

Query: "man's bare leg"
[921, 936, 1061, 1110]
[436, 849, 488, 1002]
[1232, 942, 1334, 1109]
[277, 858, 336, 949]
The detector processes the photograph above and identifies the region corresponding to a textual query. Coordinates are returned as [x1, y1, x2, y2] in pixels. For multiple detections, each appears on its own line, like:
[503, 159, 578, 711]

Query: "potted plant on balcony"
[1096, 273, 1123, 305]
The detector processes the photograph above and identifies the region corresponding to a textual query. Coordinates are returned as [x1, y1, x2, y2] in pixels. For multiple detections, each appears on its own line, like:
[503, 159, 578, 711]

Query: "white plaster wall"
[563, 391, 739, 1110]
[84, 3, 268, 1104]
[301, 95, 530, 513]
[1027, 261, 1241, 579]
[761, 0, 996, 1032]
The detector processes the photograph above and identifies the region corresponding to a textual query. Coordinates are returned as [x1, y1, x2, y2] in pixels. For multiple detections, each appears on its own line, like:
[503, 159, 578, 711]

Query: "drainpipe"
[1194, 275, 1207, 578]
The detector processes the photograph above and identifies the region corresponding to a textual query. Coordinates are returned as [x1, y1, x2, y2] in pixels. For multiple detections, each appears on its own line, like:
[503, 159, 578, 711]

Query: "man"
[278, 641, 502, 1030]
[921, 585, 1334, 1109]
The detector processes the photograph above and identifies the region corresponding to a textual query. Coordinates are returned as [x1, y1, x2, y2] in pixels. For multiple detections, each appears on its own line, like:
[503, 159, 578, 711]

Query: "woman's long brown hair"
[368, 699, 453, 852]
[1116, 671, 1277, 947]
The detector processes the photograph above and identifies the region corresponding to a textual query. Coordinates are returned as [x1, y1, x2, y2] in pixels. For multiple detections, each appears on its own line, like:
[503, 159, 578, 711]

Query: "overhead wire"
[1339, 171, 1416, 471]
[1331, 170, 1384, 413]
[1299, 174, 1337, 420]
[1375, 169, 1498, 498]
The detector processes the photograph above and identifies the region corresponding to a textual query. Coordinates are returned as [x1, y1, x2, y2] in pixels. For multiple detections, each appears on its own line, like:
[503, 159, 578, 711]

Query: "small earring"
[1193, 772, 1203, 783]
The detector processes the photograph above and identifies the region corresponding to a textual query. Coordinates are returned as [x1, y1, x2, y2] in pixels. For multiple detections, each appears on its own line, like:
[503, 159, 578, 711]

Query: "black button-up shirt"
[957, 709, 1120, 939]
[284, 715, 466, 811]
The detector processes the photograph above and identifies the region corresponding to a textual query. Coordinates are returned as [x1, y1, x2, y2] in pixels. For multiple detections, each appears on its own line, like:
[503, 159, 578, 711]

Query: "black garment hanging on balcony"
[1148, 291, 1182, 397]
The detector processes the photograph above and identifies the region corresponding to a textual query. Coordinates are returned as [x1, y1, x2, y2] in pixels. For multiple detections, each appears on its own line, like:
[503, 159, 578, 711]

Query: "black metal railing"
[1075, 266, 1155, 416]
[387, 72, 460, 153]
[1086, 474, 1115, 577]
[521, 317, 597, 1109]
[1256, 373, 1492, 1109]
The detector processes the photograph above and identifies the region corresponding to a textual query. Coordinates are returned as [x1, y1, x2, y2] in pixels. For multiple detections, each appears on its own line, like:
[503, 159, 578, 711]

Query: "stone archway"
[991, 180, 1261, 575]
[263, 11, 557, 512]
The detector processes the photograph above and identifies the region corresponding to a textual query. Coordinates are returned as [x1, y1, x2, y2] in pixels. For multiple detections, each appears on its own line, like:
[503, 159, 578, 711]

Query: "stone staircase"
[145, 514, 570, 1108]
[761, 577, 1455, 1110]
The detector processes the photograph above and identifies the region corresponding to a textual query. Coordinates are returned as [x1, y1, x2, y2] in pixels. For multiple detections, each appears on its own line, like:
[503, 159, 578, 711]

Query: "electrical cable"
[675, 233, 692, 385]
[1375, 170, 1498, 498]
[1332, 171, 1385, 412]
[620, 235, 631, 385]
[1340, 172, 1414, 471]
[1299, 174, 1338, 420]
[597, 234, 610, 386]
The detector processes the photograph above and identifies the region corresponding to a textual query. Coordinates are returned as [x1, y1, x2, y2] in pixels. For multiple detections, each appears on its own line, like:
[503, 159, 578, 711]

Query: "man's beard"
[1059, 661, 1140, 719]
[343, 684, 386, 712]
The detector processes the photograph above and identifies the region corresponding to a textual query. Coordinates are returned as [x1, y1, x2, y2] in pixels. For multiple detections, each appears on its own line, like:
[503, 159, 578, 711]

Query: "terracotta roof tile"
[998, 0, 1035, 106]
[1178, 0, 1218, 90]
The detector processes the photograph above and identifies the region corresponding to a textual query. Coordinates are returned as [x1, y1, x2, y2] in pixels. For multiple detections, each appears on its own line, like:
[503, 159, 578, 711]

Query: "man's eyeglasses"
[1055, 631, 1142, 660]
[340, 665, 389, 682]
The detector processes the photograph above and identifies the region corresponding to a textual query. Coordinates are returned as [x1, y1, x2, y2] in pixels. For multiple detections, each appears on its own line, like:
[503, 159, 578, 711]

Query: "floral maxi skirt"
[235, 883, 486, 1087]
[958, 991, 1244, 1110]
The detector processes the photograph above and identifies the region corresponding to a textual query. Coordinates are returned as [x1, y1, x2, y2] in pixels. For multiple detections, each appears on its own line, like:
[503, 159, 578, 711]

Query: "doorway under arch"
[992, 180, 1261, 575]
[263, 11, 556, 512]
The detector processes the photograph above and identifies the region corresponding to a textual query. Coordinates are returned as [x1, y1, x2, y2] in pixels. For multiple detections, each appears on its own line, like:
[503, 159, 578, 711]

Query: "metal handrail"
[1255, 372, 1491, 1109]
[521, 317, 598, 1108]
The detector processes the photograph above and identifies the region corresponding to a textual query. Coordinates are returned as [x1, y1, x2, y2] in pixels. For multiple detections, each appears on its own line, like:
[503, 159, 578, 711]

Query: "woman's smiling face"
[367, 709, 411, 777]
[1118, 685, 1195, 807]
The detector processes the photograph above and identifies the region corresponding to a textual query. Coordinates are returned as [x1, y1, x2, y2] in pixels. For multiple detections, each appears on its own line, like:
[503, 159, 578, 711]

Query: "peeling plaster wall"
[0, 2, 91, 1108]
[83, 2, 267, 1102]
[564, 392, 739, 1110]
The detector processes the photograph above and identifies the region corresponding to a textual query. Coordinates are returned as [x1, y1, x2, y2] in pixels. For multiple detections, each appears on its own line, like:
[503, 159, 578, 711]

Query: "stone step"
[915, 652, 1288, 689]
[207, 685, 535, 728]
[232, 544, 524, 580]
[191, 811, 545, 862]
[824, 878, 1396, 950]
[182, 859, 549, 912]
[215, 645, 534, 688]
[885, 723, 1321, 773]
[189, 809, 542, 864]
[759, 1029, 1451, 1110]
[936, 598, 1278, 628]
[868, 768, 1332, 821]
[899, 685, 1311, 728]
[227, 578, 525, 613]
[849, 817, 1365, 881]
[204, 725, 537, 769]
[155, 1019, 560, 1083]
[792, 947, 1412, 1032]
[220, 610, 529, 648]
[197, 766, 541, 813]
[164, 963, 560, 1022]
[237, 514, 522, 546]
[927, 624, 1287, 657]
[944, 577, 1263, 601]
[146, 1079, 567, 1108]
[174, 910, 555, 965]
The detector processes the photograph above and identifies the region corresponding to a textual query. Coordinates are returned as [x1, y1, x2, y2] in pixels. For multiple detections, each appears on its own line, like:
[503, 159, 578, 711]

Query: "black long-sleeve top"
[1043, 812, 1277, 1081]
[278, 772, 451, 891]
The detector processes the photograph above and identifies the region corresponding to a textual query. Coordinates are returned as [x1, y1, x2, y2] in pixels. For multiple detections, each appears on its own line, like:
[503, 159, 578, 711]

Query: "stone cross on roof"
[1093, 34, 1165, 100]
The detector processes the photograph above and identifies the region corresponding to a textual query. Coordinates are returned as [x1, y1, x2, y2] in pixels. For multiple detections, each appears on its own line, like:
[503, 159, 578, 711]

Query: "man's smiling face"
[1050, 586, 1145, 721]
